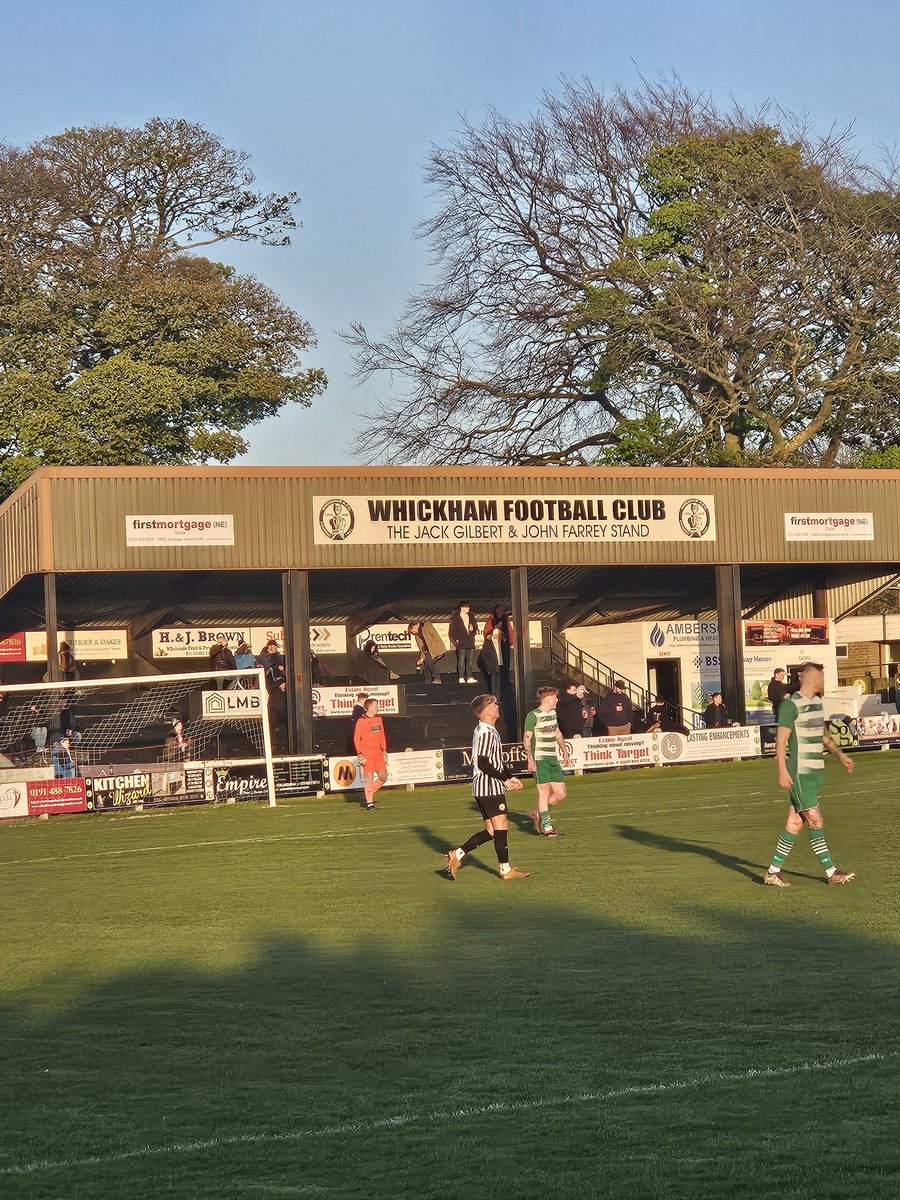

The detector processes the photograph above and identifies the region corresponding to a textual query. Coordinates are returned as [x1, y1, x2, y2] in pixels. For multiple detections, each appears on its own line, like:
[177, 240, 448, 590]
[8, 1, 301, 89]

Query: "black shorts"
[474, 792, 508, 820]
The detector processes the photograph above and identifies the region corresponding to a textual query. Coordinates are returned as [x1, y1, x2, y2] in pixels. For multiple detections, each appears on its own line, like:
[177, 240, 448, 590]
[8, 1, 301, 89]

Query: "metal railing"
[548, 631, 649, 713]
[548, 631, 708, 729]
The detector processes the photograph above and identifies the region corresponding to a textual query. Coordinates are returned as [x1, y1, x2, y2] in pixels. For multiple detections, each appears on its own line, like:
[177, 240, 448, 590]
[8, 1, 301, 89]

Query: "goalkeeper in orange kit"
[353, 697, 388, 810]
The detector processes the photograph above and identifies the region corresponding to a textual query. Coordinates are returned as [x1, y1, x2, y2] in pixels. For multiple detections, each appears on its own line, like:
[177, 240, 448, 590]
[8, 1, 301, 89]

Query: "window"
[835, 644, 849, 658]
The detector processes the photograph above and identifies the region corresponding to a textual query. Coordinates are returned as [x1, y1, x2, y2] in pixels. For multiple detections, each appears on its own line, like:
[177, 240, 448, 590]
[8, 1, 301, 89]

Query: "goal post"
[0, 667, 285, 816]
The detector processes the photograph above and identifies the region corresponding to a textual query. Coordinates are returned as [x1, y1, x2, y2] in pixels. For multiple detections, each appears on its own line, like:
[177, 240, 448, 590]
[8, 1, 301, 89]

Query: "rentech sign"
[315, 494, 716, 545]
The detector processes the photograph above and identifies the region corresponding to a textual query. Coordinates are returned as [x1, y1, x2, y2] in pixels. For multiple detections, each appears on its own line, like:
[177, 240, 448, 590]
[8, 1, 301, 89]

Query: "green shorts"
[789, 771, 823, 813]
[534, 757, 565, 785]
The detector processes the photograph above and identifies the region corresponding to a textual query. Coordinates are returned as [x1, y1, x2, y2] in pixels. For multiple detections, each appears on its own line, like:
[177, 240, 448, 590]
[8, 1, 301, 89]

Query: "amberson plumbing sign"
[314, 494, 717, 545]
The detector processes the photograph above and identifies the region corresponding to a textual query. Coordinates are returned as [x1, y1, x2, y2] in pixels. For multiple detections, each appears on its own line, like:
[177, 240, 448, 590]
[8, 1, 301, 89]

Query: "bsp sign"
[200, 690, 264, 720]
[315, 494, 716, 545]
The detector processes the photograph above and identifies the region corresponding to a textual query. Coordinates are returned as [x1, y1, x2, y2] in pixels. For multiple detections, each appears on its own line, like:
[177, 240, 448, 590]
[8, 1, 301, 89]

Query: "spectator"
[647, 699, 690, 736]
[30, 705, 49, 758]
[310, 650, 333, 683]
[580, 697, 595, 737]
[556, 683, 587, 739]
[52, 735, 77, 779]
[231, 640, 257, 689]
[53, 695, 79, 741]
[209, 634, 237, 688]
[478, 626, 509, 697]
[767, 668, 791, 721]
[589, 705, 605, 736]
[449, 602, 479, 683]
[408, 620, 442, 684]
[58, 640, 78, 681]
[601, 681, 634, 735]
[483, 604, 515, 646]
[704, 692, 731, 728]
[164, 718, 193, 762]
[259, 639, 287, 729]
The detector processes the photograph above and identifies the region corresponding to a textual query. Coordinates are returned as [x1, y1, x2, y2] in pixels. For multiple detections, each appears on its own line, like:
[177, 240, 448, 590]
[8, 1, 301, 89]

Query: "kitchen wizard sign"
[314, 494, 716, 545]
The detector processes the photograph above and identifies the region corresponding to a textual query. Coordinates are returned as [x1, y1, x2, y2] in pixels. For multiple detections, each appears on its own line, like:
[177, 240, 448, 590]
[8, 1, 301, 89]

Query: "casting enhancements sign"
[784, 513, 874, 542]
[314, 494, 716, 545]
[126, 515, 235, 547]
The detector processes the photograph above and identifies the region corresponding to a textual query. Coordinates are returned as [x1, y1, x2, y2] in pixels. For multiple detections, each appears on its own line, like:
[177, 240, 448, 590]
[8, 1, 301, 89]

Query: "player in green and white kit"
[523, 686, 571, 837]
[763, 662, 856, 888]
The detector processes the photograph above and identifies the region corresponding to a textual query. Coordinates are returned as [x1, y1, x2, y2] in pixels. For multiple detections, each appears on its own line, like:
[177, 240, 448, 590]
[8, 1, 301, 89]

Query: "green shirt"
[778, 692, 825, 777]
[524, 707, 561, 760]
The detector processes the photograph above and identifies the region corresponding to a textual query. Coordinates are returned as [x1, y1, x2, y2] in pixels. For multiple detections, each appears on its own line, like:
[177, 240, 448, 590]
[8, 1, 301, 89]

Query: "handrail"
[549, 631, 708, 730]
[548, 631, 648, 713]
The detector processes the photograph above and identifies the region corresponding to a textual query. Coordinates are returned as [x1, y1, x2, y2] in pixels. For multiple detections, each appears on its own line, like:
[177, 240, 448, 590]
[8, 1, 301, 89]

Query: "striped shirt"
[778, 692, 825, 776]
[471, 721, 507, 797]
[524, 707, 561, 761]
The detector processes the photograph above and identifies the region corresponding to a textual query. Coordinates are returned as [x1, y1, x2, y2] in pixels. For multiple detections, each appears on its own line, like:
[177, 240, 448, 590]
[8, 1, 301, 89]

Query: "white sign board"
[654, 727, 761, 763]
[126, 515, 235, 546]
[314, 494, 716, 546]
[314, 685, 400, 716]
[566, 734, 656, 770]
[784, 513, 874, 542]
[356, 620, 543, 654]
[25, 630, 130, 662]
[152, 624, 348, 658]
[200, 690, 265, 720]
[327, 749, 444, 791]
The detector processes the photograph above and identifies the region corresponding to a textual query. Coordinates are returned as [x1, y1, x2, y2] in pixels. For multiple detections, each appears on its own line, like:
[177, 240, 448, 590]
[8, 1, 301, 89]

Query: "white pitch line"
[0, 797, 765, 868]
[0, 1052, 886, 1179]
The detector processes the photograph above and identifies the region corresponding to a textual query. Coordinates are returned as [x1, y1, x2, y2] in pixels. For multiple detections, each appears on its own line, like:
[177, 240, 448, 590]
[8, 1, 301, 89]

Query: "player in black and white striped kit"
[445, 693, 529, 881]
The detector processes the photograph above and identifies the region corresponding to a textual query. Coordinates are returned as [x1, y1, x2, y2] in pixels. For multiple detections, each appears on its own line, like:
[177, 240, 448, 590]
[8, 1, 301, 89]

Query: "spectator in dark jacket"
[477, 627, 509, 696]
[703, 692, 730, 728]
[209, 634, 237, 687]
[449, 602, 479, 683]
[767, 669, 790, 721]
[59, 641, 78, 681]
[483, 604, 515, 647]
[556, 683, 588, 738]
[601, 681, 634, 735]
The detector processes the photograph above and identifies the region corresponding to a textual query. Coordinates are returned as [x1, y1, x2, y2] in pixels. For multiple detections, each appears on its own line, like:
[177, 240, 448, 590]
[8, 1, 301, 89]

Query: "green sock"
[770, 829, 797, 869]
[808, 827, 833, 870]
[540, 810, 553, 830]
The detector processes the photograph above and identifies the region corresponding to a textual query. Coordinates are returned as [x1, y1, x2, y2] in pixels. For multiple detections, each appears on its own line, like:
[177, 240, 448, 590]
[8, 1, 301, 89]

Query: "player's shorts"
[534, 757, 565, 785]
[360, 752, 387, 776]
[789, 771, 823, 813]
[474, 792, 508, 820]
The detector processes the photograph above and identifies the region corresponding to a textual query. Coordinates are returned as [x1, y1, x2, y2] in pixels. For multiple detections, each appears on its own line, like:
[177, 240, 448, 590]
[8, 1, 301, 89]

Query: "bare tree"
[348, 79, 900, 467]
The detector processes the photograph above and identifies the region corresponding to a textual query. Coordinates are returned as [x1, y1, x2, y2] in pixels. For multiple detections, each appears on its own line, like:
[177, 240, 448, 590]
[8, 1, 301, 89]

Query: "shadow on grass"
[409, 823, 498, 878]
[1, 906, 897, 1199]
[612, 823, 823, 885]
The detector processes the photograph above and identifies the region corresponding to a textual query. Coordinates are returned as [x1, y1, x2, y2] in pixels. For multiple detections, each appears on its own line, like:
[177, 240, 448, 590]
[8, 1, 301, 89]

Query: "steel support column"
[44, 572, 61, 682]
[715, 564, 745, 724]
[509, 567, 532, 737]
[282, 569, 313, 755]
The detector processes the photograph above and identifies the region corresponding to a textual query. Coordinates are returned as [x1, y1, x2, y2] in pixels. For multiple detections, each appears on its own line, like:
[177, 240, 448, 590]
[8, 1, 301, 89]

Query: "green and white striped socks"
[768, 829, 797, 873]
[808, 827, 835, 874]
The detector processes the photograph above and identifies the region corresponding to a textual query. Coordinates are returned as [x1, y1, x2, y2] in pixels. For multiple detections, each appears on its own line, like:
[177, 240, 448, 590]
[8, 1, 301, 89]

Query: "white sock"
[826, 866, 836, 877]
[768, 866, 781, 874]
[454, 848, 465, 861]
[499, 862, 511, 875]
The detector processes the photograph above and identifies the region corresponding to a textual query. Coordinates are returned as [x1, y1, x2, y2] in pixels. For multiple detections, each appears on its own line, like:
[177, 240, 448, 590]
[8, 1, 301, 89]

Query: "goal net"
[0, 668, 285, 817]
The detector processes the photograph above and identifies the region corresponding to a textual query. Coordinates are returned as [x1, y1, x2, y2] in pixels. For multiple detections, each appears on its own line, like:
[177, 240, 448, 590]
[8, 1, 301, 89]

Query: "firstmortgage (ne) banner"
[314, 494, 716, 546]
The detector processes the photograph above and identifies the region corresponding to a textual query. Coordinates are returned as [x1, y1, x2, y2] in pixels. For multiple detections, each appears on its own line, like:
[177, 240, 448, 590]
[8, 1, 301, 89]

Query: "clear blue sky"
[2, 0, 895, 466]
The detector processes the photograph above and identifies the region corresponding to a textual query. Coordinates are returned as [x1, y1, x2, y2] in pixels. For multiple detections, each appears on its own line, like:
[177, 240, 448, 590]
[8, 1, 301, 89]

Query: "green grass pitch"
[1, 755, 898, 1199]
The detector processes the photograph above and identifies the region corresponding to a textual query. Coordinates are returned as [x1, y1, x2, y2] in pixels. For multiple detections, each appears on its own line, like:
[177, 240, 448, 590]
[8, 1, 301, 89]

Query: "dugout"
[0, 465, 897, 755]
